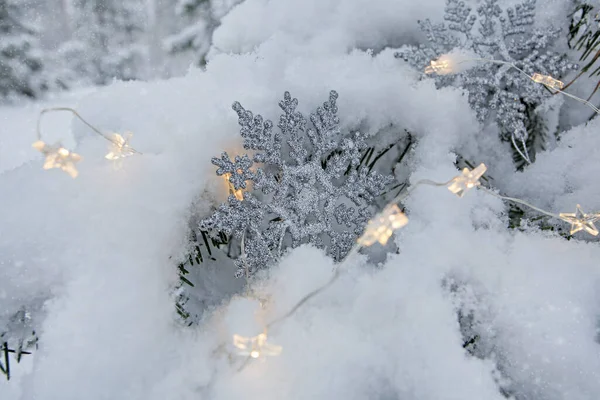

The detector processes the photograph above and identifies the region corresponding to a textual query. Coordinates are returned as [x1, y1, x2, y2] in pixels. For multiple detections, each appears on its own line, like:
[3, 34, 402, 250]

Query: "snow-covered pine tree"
[166, 0, 243, 67]
[0, 0, 48, 100]
[68, 0, 148, 85]
[166, 0, 214, 67]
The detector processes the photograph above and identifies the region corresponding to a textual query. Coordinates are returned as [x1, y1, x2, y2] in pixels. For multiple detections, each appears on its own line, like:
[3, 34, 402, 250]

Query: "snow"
[1, 0, 600, 399]
[210, 0, 445, 58]
[508, 117, 600, 215]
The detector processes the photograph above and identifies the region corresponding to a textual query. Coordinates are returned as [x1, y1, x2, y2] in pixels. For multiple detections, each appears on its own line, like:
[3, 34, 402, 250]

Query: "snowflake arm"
[212, 152, 254, 190]
[307, 90, 341, 157]
[445, 0, 476, 37]
[232, 101, 281, 165]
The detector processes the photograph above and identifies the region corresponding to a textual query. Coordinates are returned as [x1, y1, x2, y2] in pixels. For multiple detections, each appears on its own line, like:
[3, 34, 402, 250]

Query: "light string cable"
[477, 185, 560, 219]
[37, 107, 107, 143]
[477, 183, 600, 236]
[33, 107, 142, 177]
[36, 107, 142, 154]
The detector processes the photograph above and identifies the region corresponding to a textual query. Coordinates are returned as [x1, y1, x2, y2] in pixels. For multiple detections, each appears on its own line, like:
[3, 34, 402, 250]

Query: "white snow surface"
[2, 0, 600, 399]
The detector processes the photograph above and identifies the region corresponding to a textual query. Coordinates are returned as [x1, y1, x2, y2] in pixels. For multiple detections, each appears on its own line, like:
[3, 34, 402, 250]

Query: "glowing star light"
[447, 163, 487, 198]
[32, 140, 81, 178]
[425, 59, 451, 75]
[559, 204, 600, 236]
[105, 132, 136, 162]
[531, 73, 565, 90]
[358, 204, 409, 246]
[233, 332, 282, 359]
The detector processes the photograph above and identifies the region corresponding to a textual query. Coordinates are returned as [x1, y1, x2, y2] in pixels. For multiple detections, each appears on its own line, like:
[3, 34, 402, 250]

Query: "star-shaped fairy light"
[233, 331, 282, 359]
[425, 59, 452, 75]
[559, 204, 600, 236]
[223, 172, 245, 201]
[105, 132, 137, 162]
[357, 204, 409, 247]
[32, 140, 82, 178]
[447, 163, 487, 198]
[531, 73, 565, 90]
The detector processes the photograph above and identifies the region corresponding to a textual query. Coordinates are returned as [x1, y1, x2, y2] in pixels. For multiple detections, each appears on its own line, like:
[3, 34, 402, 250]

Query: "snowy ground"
[2, 0, 600, 399]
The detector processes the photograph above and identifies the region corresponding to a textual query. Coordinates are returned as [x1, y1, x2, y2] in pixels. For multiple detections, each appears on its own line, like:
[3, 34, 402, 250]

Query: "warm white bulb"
[33, 140, 82, 178]
[232, 332, 282, 359]
[559, 205, 600, 236]
[425, 59, 451, 75]
[358, 204, 409, 246]
[447, 163, 487, 198]
[531, 73, 564, 90]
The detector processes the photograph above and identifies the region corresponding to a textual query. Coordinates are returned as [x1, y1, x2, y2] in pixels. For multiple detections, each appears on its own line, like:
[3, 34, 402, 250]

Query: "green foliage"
[0, 331, 37, 381]
[568, 1, 600, 102]
[569, 2, 600, 76]
[174, 228, 228, 324]
[506, 203, 573, 239]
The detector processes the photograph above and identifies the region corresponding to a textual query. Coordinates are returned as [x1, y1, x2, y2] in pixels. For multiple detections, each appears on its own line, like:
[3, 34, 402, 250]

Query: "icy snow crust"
[2, 0, 600, 398]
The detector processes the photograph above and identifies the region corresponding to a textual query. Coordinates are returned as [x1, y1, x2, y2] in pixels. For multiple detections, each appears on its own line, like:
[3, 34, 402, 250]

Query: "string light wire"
[37, 107, 114, 144]
[478, 185, 560, 219]
[36, 107, 142, 156]
[225, 162, 599, 372]
[453, 58, 600, 115]
[511, 134, 532, 165]
[33, 107, 142, 176]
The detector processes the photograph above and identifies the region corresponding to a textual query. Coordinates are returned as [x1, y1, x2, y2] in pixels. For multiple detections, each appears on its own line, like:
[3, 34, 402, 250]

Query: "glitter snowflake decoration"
[395, 0, 577, 166]
[201, 91, 392, 277]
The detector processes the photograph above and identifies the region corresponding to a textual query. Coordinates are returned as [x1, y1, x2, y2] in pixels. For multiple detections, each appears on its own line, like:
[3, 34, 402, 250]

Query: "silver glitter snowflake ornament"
[395, 0, 577, 166]
[201, 91, 392, 277]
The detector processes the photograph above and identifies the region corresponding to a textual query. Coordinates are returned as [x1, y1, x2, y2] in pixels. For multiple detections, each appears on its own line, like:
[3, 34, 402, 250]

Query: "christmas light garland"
[28, 69, 599, 373]
[225, 162, 600, 371]
[33, 107, 141, 177]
